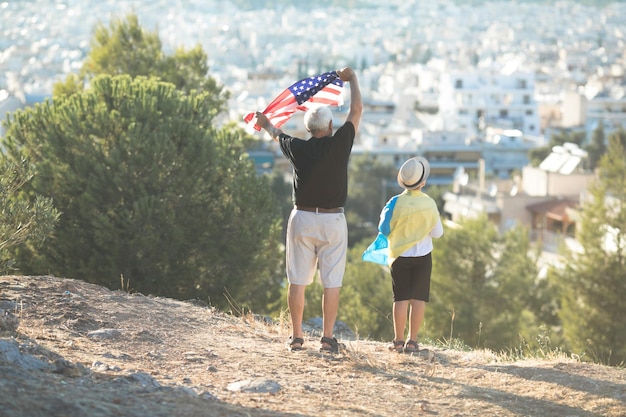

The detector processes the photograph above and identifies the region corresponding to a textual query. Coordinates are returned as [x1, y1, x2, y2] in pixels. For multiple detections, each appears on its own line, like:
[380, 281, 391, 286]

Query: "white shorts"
[285, 208, 347, 288]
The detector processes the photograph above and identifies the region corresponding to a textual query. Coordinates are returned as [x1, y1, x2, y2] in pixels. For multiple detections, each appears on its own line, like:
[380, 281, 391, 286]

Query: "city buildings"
[442, 143, 593, 265]
[2, 1, 624, 256]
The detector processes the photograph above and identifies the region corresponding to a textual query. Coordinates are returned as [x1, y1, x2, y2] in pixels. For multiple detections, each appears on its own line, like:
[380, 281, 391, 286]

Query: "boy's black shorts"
[390, 253, 432, 302]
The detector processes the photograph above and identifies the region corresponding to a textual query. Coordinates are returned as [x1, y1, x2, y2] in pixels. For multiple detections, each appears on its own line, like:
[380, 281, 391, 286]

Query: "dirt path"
[1, 275, 624, 417]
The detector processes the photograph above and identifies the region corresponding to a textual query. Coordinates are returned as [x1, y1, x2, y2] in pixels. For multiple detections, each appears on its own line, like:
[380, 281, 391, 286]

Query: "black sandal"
[389, 340, 405, 353]
[320, 336, 340, 354]
[287, 336, 304, 352]
[404, 340, 419, 354]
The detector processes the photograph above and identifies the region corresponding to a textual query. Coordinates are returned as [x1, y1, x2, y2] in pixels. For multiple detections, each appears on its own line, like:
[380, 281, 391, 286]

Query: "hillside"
[0, 275, 624, 417]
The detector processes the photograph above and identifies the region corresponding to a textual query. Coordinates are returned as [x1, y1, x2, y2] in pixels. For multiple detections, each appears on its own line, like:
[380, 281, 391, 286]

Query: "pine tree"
[0, 158, 59, 272]
[341, 243, 394, 341]
[585, 122, 606, 171]
[555, 129, 626, 366]
[346, 156, 398, 245]
[2, 75, 283, 312]
[428, 215, 539, 350]
[429, 216, 497, 348]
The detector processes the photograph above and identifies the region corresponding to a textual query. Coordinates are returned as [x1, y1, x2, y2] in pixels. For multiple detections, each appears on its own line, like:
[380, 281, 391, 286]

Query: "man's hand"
[255, 112, 270, 129]
[337, 67, 356, 82]
[255, 111, 282, 141]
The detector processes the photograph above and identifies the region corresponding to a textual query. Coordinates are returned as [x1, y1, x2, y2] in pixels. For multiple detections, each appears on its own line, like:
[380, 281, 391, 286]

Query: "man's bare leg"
[288, 283, 306, 348]
[321, 287, 341, 348]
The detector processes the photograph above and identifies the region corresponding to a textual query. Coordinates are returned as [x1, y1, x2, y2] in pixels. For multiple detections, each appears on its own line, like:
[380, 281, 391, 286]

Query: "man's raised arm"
[337, 67, 363, 133]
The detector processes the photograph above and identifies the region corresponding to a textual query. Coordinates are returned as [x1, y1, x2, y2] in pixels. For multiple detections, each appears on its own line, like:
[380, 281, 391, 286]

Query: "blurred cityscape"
[1, 1, 625, 258]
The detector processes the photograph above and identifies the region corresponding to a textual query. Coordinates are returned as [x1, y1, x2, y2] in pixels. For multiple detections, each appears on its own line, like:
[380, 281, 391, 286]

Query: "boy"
[362, 156, 443, 353]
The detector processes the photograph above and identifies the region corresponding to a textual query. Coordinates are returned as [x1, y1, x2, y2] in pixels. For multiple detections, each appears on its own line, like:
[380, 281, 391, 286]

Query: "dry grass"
[1, 275, 625, 417]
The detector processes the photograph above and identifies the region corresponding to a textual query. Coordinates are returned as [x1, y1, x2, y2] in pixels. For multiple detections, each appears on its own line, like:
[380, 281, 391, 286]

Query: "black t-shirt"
[279, 122, 355, 208]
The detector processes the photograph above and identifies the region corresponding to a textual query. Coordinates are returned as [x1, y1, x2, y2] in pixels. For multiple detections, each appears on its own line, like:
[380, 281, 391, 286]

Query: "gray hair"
[304, 106, 332, 134]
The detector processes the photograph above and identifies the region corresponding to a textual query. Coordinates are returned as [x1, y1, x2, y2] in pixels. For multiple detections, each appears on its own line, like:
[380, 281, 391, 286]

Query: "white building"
[584, 86, 626, 140]
[438, 69, 541, 137]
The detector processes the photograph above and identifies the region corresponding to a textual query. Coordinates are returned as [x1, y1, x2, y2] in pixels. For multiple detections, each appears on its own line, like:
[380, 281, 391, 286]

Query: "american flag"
[244, 71, 344, 131]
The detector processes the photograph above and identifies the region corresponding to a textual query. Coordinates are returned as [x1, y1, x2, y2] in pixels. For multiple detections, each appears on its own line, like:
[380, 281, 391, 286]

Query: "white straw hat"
[397, 157, 430, 190]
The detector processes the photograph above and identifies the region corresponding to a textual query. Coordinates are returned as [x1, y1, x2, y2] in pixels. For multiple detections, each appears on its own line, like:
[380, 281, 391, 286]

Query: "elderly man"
[254, 67, 362, 353]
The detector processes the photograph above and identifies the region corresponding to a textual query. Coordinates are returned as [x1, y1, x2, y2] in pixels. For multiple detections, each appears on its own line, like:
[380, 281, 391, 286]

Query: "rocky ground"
[1, 275, 624, 417]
